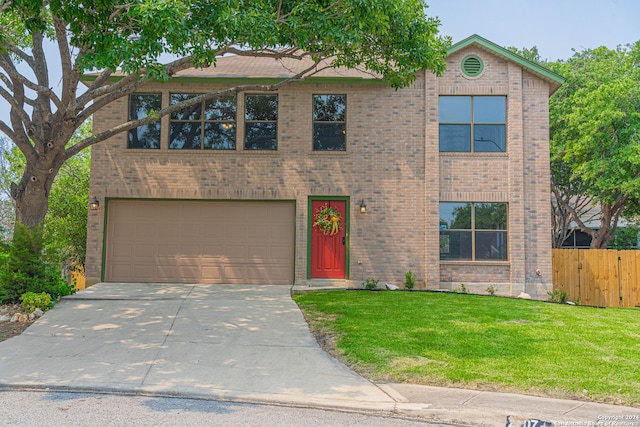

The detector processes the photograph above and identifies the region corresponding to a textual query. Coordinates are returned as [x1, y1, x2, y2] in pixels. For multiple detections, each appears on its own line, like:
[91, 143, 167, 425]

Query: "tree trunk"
[11, 153, 65, 230]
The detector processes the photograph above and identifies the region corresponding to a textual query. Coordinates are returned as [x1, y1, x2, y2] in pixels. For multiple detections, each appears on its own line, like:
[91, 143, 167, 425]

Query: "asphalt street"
[0, 390, 456, 427]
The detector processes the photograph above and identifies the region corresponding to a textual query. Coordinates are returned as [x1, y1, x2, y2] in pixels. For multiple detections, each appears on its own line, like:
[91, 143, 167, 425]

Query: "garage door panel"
[201, 266, 223, 281]
[224, 224, 248, 239]
[133, 265, 154, 281]
[179, 224, 201, 239]
[176, 244, 203, 257]
[105, 200, 294, 284]
[225, 245, 247, 261]
[109, 264, 131, 278]
[248, 245, 268, 258]
[269, 245, 292, 261]
[111, 223, 136, 239]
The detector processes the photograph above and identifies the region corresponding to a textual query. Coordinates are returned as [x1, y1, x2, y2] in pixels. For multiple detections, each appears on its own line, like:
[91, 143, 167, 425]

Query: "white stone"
[0, 315, 10, 323]
[385, 283, 399, 290]
[10, 313, 27, 323]
[517, 292, 532, 300]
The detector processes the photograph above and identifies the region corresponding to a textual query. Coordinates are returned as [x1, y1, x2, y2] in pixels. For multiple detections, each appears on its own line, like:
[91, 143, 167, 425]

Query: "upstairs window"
[245, 94, 278, 150]
[440, 202, 508, 261]
[169, 94, 236, 150]
[439, 96, 506, 152]
[313, 95, 346, 151]
[128, 93, 161, 149]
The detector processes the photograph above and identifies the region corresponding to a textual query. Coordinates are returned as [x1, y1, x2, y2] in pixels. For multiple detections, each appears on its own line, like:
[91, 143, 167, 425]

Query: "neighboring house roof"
[449, 34, 565, 95]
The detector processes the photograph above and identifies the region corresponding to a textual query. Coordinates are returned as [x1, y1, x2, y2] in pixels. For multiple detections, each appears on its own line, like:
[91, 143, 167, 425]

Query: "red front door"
[310, 200, 347, 279]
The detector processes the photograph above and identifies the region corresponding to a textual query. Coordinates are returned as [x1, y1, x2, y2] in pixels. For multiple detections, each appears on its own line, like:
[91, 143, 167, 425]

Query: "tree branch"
[67, 60, 327, 158]
[0, 52, 64, 112]
[53, 15, 79, 110]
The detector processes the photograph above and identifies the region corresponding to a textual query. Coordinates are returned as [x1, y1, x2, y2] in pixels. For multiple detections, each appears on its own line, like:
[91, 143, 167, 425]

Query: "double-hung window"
[439, 202, 508, 261]
[128, 93, 162, 149]
[313, 94, 346, 151]
[439, 96, 506, 152]
[169, 94, 236, 150]
[245, 94, 278, 150]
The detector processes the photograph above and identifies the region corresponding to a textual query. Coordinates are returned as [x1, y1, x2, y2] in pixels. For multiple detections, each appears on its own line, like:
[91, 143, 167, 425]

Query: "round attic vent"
[461, 55, 483, 77]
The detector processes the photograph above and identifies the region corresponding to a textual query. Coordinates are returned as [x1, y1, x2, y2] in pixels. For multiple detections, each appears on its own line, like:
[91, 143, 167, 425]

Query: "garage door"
[104, 200, 295, 284]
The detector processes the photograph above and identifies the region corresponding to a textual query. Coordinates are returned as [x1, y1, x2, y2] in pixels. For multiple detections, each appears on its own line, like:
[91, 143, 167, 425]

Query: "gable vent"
[461, 55, 483, 77]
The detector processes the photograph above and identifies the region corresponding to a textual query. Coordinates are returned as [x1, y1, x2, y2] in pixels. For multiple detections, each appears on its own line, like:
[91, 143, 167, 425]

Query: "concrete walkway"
[0, 283, 638, 426]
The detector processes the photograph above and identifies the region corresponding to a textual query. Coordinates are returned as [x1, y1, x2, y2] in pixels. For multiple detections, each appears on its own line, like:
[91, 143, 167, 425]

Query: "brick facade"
[86, 36, 560, 298]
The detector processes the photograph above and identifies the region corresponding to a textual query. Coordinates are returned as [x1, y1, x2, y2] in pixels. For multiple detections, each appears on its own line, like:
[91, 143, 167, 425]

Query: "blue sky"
[427, 0, 640, 60]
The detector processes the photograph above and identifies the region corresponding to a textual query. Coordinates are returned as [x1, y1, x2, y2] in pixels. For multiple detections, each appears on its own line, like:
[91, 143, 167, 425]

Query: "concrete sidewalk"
[0, 283, 638, 426]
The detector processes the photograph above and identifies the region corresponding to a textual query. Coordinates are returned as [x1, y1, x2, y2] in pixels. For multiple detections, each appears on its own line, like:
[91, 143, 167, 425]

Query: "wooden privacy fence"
[552, 249, 640, 308]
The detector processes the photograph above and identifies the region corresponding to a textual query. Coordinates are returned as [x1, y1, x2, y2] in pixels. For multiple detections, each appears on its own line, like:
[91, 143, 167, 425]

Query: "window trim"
[439, 202, 508, 262]
[312, 94, 347, 152]
[439, 96, 507, 153]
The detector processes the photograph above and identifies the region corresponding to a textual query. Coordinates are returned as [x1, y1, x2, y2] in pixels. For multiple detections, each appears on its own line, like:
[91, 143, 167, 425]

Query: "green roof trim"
[448, 34, 565, 93]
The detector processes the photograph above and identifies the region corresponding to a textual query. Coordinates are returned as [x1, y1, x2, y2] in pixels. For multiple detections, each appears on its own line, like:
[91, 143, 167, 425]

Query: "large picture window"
[439, 96, 506, 152]
[245, 94, 278, 150]
[439, 202, 508, 261]
[169, 94, 236, 150]
[313, 94, 346, 151]
[128, 93, 161, 149]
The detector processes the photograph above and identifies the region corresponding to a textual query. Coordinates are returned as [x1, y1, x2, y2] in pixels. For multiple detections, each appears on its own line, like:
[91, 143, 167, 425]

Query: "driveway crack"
[140, 285, 195, 385]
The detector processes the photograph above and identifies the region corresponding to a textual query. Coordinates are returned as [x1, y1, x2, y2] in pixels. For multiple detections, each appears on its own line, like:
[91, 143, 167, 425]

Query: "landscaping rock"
[28, 308, 44, 320]
[517, 292, 532, 299]
[10, 313, 27, 323]
[0, 315, 10, 323]
[385, 283, 400, 290]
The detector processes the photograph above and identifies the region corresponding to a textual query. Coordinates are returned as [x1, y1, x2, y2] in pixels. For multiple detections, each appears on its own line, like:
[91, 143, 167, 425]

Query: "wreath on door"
[313, 204, 342, 235]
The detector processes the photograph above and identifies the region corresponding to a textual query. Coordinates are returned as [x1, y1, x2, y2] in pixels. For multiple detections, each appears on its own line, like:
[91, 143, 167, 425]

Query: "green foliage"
[486, 284, 498, 296]
[4, 0, 450, 87]
[20, 292, 52, 312]
[452, 283, 467, 294]
[1, 124, 91, 269]
[547, 288, 568, 304]
[363, 278, 379, 290]
[44, 141, 91, 269]
[0, 223, 69, 304]
[609, 226, 640, 250]
[548, 43, 640, 247]
[293, 291, 640, 405]
[404, 270, 416, 290]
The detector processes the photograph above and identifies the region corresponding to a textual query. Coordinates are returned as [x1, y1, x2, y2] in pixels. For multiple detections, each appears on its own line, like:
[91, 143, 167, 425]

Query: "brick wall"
[86, 45, 554, 298]
[86, 78, 429, 287]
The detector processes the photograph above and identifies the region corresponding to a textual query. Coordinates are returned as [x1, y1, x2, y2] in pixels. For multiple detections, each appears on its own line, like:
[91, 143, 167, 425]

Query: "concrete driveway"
[0, 283, 394, 411]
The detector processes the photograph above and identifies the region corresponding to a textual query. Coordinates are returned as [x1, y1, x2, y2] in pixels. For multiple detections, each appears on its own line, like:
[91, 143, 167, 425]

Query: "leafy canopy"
[3, 0, 450, 87]
[547, 43, 640, 247]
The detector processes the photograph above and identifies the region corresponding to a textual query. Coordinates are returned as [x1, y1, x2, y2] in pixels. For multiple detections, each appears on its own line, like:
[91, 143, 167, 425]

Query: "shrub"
[547, 288, 568, 304]
[486, 284, 498, 296]
[0, 223, 71, 304]
[453, 283, 468, 294]
[363, 278, 379, 290]
[20, 292, 53, 312]
[404, 270, 416, 290]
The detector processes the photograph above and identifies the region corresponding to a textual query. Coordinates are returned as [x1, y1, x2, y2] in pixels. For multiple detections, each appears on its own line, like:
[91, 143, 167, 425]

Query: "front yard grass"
[292, 290, 640, 407]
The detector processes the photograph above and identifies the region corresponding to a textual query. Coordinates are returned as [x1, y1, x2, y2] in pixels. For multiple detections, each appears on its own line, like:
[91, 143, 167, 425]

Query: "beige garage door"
[105, 200, 295, 284]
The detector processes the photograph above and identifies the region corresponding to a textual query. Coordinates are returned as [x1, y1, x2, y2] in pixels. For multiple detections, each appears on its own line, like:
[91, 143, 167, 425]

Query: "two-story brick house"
[85, 35, 563, 298]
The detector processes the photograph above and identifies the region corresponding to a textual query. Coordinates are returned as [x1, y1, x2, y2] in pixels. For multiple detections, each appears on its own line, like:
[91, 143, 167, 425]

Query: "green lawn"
[292, 290, 640, 407]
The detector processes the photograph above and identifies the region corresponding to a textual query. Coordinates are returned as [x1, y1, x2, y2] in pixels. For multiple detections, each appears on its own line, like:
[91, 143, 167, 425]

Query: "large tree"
[0, 0, 451, 232]
[548, 43, 640, 248]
